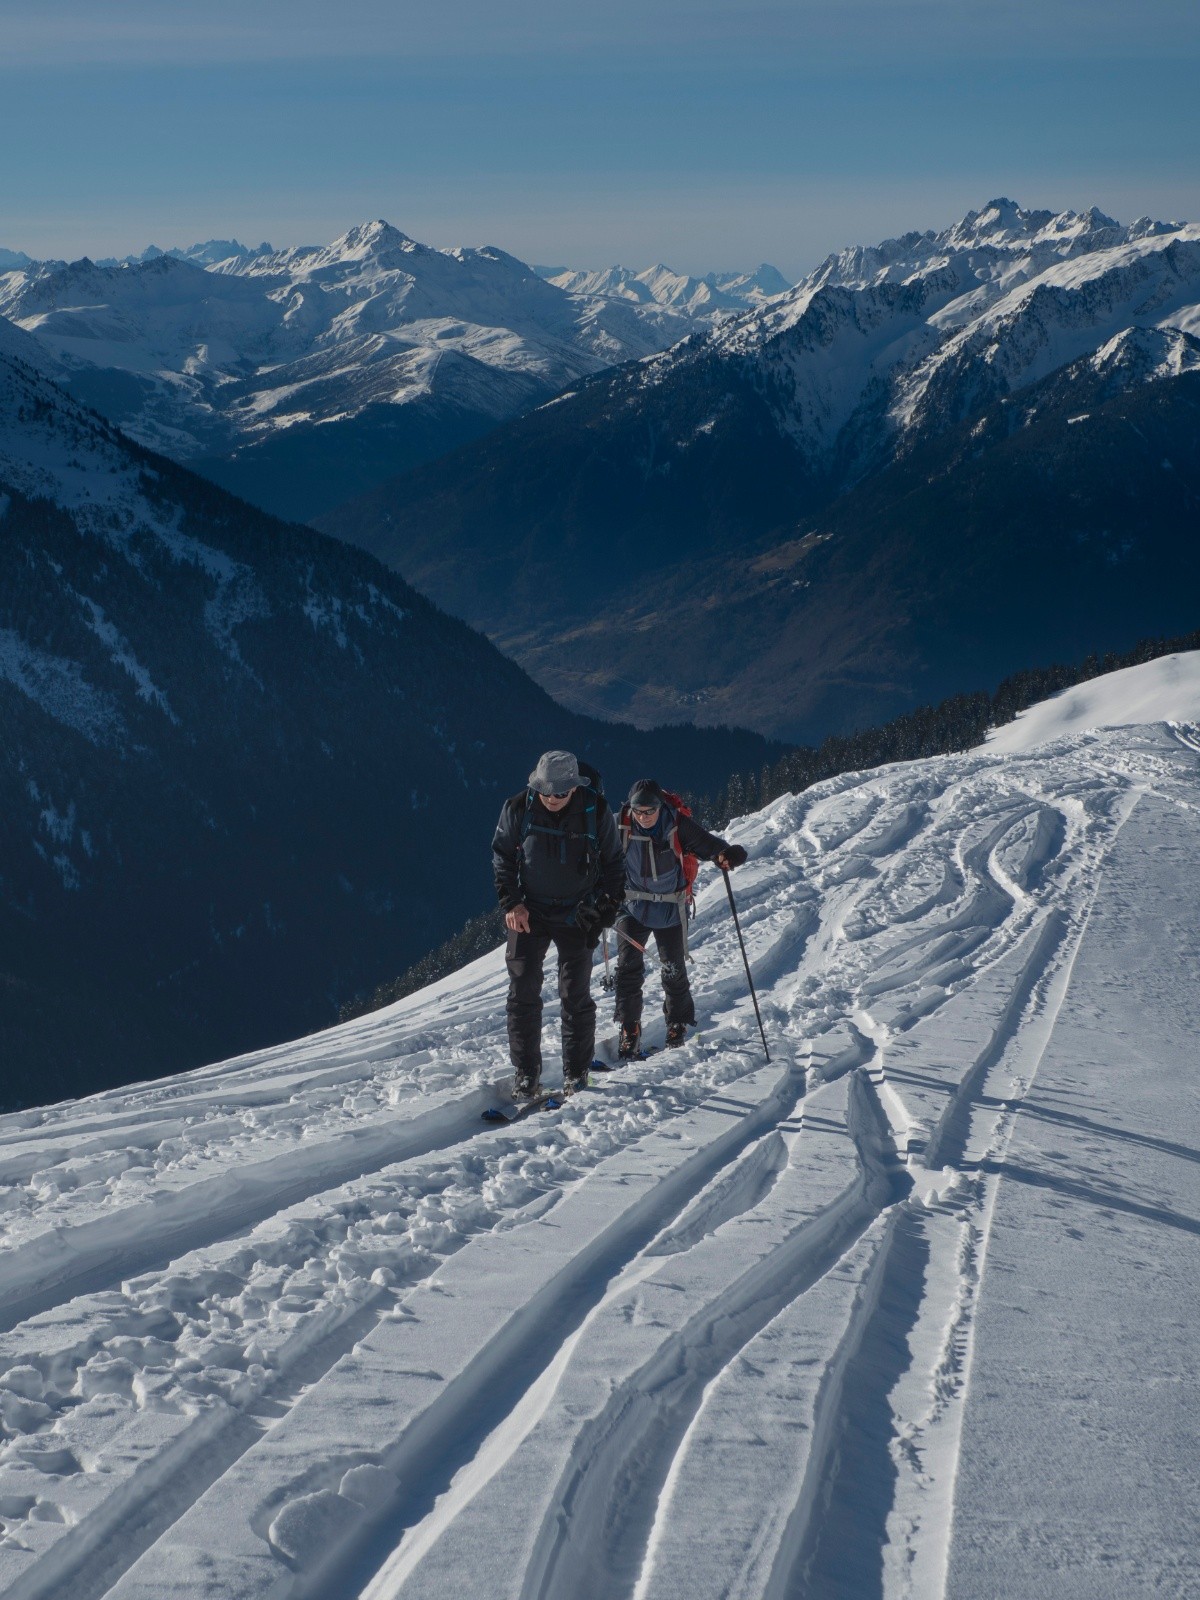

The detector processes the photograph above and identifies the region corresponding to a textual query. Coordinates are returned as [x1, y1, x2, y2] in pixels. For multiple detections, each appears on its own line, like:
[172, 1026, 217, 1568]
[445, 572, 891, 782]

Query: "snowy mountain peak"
[450, 242, 540, 278]
[1089, 323, 1200, 383]
[541, 257, 793, 320]
[84, 239, 276, 270]
[806, 197, 1184, 297]
[0, 217, 687, 507]
[713, 262, 794, 299]
[964, 195, 1047, 234]
[944, 197, 1123, 250]
[322, 218, 422, 262]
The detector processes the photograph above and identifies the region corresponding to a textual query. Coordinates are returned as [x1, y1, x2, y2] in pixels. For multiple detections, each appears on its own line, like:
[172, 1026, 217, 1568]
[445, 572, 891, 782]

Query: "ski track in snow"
[1, 722, 1197, 1599]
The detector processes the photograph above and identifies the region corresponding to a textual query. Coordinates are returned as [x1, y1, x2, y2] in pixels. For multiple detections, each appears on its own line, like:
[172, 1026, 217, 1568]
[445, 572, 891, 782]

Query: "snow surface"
[986, 650, 1200, 752]
[1, 695, 1198, 1599]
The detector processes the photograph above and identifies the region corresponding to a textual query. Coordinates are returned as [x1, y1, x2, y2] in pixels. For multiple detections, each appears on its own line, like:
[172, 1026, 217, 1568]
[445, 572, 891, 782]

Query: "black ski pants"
[505, 919, 595, 1083]
[613, 913, 694, 1029]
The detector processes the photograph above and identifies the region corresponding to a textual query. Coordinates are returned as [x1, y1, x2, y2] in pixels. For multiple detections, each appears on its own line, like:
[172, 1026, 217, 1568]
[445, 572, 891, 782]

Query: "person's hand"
[505, 904, 531, 933]
[716, 845, 748, 870]
[594, 893, 621, 928]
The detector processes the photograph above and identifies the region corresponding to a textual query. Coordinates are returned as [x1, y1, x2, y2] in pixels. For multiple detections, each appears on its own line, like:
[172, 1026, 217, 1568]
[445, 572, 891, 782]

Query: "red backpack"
[620, 789, 700, 914]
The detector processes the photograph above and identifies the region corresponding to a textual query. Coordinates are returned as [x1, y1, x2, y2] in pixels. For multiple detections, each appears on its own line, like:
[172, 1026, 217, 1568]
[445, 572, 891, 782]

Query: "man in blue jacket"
[615, 778, 746, 1056]
[492, 751, 624, 1097]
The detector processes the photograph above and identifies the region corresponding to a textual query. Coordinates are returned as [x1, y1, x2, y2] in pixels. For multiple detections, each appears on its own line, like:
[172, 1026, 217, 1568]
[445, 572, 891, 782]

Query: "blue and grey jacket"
[620, 803, 730, 932]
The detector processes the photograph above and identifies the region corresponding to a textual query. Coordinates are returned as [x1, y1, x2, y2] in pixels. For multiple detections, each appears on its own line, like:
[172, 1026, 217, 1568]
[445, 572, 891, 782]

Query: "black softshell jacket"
[492, 788, 625, 922]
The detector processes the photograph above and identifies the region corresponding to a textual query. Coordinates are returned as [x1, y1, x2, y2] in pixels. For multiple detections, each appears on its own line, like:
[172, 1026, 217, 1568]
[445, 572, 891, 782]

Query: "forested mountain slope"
[0, 326, 778, 1106]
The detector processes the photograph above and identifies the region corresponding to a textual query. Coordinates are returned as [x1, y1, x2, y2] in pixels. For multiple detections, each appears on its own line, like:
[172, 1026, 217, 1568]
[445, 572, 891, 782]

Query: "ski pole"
[601, 929, 614, 990]
[722, 868, 770, 1062]
[613, 924, 647, 954]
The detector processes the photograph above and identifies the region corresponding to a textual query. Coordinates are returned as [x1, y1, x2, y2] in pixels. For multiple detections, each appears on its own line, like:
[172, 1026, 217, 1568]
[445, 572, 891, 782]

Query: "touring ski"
[481, 1067, 600, 1123]
[481, 1090, 556, 1124]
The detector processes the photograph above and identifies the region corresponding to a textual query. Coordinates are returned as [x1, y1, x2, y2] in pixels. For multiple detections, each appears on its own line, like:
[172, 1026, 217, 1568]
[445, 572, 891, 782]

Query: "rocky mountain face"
[0, 223, 775, 524]
[0, 329, 779, 1106]
[322, 202, 1200, 740]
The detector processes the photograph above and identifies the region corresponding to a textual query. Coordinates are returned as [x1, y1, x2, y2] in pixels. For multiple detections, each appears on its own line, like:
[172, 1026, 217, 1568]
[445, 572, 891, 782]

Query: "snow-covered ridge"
[616, 200, 1200, 476]
[0, 658, 1196, 1597]
[890, 226, 1200, 433]
[4, 201, 1194, 509]
[96, 237, 275, 270]
[0, 221, 727, 465]
[0, 330, 425, 744]
[985, 650, 1200, 753]
[538, 259, 793, 319]
[806, 196, 1178, 296]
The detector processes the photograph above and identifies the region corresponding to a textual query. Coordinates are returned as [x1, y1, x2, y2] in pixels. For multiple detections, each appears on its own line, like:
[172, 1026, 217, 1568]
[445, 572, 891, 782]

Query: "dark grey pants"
[505, 920, 596, 1082]
[613, 914, 694, 1028]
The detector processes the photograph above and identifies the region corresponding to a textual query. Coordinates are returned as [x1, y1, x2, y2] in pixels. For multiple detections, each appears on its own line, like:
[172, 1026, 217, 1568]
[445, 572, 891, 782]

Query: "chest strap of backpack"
[620, 808, 692, 899]
[521, 788, 599, 871]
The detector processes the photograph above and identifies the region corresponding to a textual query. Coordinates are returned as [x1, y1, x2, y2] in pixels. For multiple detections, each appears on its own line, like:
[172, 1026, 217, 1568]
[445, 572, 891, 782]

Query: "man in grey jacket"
[492, 751, 624, 1097]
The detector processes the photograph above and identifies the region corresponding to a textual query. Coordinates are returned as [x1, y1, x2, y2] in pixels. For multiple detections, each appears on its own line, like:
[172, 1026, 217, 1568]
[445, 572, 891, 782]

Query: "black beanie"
[628, 778, 664, 808]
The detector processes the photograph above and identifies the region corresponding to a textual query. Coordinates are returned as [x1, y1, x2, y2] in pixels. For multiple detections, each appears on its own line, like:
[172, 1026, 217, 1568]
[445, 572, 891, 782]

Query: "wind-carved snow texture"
[1, 717, 1198, 1599]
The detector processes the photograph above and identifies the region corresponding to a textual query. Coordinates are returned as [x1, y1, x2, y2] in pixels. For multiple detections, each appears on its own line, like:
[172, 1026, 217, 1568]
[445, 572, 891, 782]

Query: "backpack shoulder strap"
[618, 801, 632, 849]
[518, 789, 536, 843]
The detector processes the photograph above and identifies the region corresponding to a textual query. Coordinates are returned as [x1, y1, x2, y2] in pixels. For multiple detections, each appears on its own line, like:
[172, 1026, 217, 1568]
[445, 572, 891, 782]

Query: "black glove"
[576, 894, 620, 947]
[594, 892, 621, 928]
[716, 844, 748, 870]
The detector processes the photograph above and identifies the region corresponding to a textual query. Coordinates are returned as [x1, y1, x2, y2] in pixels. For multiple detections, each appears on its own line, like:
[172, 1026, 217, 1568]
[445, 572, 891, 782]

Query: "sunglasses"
[631, 803, 660, 817]
[546, 790, 574, 800]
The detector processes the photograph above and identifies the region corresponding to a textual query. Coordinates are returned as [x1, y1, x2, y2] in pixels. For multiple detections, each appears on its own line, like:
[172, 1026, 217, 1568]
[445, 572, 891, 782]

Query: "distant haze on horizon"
[3, 0, 1197, 277]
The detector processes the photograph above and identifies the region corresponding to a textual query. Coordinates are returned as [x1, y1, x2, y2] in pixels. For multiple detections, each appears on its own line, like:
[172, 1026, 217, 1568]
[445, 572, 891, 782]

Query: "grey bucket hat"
[528, 750, 582, 795]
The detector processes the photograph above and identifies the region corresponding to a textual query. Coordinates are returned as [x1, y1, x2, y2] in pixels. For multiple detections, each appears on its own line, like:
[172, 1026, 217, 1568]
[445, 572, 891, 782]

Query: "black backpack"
[519, 760, 604, 877]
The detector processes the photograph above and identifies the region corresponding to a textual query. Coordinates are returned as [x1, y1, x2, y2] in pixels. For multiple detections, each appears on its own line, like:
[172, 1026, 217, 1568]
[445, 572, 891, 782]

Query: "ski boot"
[618, 1023, 642, 1059]
[665, 1023, 687, 1048]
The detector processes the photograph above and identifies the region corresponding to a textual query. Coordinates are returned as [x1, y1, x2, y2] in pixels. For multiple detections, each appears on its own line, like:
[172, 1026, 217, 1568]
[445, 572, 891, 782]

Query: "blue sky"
[2, 0, 1197, 276]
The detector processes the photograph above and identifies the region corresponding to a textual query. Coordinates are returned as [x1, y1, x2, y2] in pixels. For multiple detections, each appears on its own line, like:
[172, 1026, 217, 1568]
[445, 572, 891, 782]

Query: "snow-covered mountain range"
[0, 224, 781, 520]
[94, 238, 275, 269]
[536, 259, 792, 318]
[328, 199, 1200, 739]
[687, 199, 1200, 469]
[1, 658, 1196, 1599]
[0, 314, 777, 1105]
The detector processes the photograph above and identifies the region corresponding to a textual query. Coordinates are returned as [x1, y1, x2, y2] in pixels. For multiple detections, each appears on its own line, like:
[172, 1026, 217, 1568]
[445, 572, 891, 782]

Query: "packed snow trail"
[0, 709, 1197, 1599]
[944, 789, 1200, 1600]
